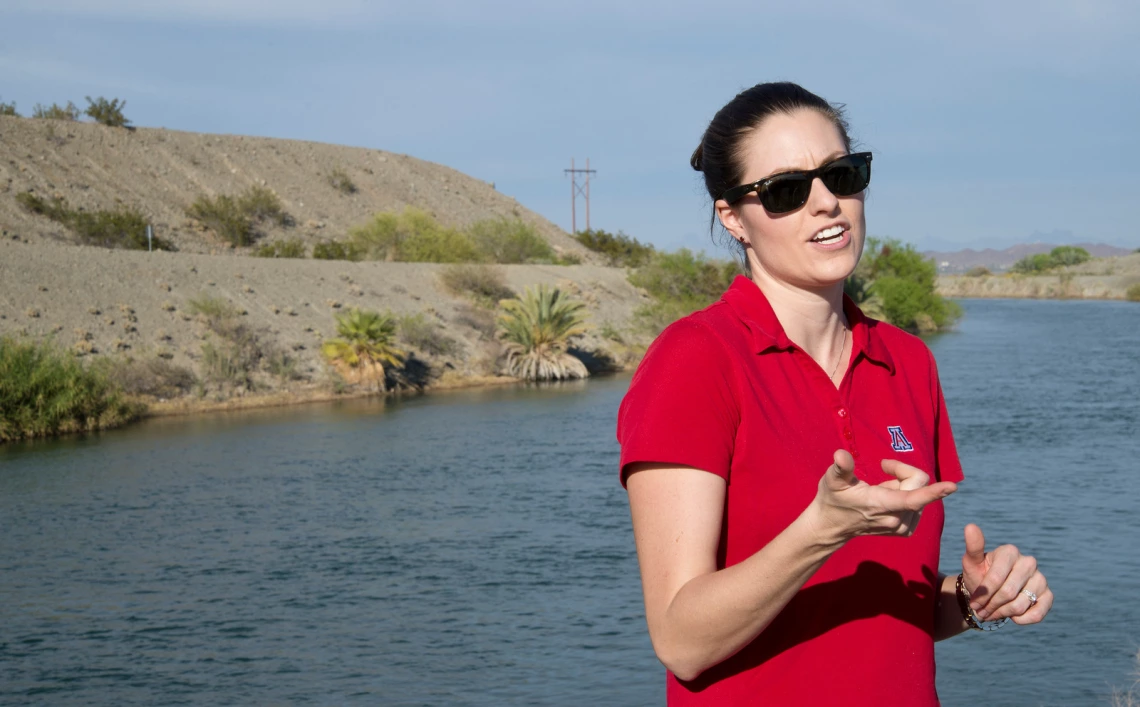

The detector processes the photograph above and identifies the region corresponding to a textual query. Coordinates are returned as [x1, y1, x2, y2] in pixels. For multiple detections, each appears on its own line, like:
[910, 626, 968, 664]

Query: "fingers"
[881, 481, 957, 512]
[880, 459, 930, 491]
[976, 551, 1038, 620]
[963, 524, 987, 575]
[830, 449, 856, 485]
[1010, 577, 1053, 626]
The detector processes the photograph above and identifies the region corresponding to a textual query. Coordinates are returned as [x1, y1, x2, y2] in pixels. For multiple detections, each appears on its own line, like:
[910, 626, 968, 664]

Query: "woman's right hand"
[808, 450, 958, 548]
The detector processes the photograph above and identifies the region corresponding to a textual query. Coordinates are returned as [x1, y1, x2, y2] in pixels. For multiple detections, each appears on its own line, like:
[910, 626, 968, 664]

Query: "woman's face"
[715, 108, 865, 292]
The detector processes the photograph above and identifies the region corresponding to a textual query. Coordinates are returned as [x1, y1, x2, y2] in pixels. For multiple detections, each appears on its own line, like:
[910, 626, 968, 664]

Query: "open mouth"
[811, 225, 846, 245]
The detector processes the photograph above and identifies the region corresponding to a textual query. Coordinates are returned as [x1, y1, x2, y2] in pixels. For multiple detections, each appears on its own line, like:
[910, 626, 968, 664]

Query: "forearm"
[933, 572, 969, 641]
[650, 502, 843, 681]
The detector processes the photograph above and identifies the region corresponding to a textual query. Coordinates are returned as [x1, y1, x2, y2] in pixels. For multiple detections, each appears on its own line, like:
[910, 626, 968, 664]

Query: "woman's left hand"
[961, 523, 1052, 625]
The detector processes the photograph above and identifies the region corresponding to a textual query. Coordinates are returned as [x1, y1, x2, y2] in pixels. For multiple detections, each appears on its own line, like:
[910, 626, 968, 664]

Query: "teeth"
[813, 225, 845, 242]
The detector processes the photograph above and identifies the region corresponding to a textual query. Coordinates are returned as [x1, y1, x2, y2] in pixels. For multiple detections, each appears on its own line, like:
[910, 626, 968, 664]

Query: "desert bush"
[399, 313, 462, 357]
[1126, 283, 1140, 302]
[186, 186, 290, 247]
[965, 266, 992, 277]
[32, 101, 80, 121]
[1011, 246, 1091, 274]
[16, 192, 166, 250]
[497, 285, 589, 381]
[266, 350, 301, 382]
[96, 356, 196, 399]
[574, 228, 655, 267]
[467, 217, 555, 263]
[846, 238, 961, 333]
[327, 167, 357, 195]
[321, 309, 406, 391]
[348, 207, 481, 263]
[0, 99, 18, 117]
[629, 249, 739, 333]
[84, 96, 131, 128]
[188, 294, 241, 322]
[439, 263, 515, 305]
[0, 337, 143, 441]
[254, 238, 307, 258]
[201, 341, 254, 390]
[312, 239, 363, 261]
[556, 251, 583, 265]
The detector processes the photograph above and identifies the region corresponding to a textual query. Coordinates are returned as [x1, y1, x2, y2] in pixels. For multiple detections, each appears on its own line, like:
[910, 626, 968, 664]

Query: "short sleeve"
[616, 318, 740, 487]
[929, 350, 964, 484]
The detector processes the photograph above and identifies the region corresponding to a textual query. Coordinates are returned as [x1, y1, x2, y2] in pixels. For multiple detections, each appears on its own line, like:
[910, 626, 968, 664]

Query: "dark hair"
[691, 82, 853, 253]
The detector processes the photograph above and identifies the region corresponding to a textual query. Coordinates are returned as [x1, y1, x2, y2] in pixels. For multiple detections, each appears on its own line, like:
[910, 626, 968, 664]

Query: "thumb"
[827, 449, 857, 488]
[962, 523, 987, 571]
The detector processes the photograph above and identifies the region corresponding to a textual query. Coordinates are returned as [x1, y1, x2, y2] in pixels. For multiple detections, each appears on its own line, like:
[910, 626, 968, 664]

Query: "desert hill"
[0, 115, 595, 262]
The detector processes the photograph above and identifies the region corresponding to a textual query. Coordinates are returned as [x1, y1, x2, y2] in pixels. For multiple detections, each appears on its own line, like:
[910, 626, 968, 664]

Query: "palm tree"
[496, 284, 589, 381]
[320, 308, 406, 390]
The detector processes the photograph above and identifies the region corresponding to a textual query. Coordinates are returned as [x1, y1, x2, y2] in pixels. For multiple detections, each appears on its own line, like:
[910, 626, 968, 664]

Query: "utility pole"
[564, 158, 596, 234]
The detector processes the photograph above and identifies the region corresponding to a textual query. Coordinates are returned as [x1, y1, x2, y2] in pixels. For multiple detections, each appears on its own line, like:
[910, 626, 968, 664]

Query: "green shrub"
[348, 207, 481, 263]
[0, 337, 144, 441]
[84, 96, 131, 128]
[439, 264, 515, 305]
[254, 238, 307, 258]
[575, 228, 655, 267]
[0, 99, 18, 117]
[1126, 284, 1140, 302]
[556, 251, 583, 265]
[399, 313, 462, 357]
[328, 167, 357, 195]
[312, 239, 363, 261]
[846, 238, 961, 333]
[965, 266, 991, 277]
[1011, 246, 1091, 273]
[16, 192, 166, 250]
[628, 249, 738, 333]
[32, 101, 79, 121]
[186, 186, 289, 246]
[466, 217, 555, 263]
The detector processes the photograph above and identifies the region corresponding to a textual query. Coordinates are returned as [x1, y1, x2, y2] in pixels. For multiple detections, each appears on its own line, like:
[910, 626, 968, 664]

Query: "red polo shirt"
[617, 276, 963, 706]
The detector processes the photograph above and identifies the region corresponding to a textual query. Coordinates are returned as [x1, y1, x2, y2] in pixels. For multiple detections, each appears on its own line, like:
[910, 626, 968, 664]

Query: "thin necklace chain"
[828, 325, 847, 382]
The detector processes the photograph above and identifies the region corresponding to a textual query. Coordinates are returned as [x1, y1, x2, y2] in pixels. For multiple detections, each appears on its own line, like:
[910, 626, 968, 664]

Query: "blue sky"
[2, 1, 1138, 253]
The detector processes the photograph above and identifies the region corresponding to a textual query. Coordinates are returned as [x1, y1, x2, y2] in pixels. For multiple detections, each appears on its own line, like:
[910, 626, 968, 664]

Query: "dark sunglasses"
[721, 152, 872, 213]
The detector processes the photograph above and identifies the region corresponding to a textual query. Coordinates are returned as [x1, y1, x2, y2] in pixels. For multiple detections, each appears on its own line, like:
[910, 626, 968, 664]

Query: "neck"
[746, 260, 848, 367]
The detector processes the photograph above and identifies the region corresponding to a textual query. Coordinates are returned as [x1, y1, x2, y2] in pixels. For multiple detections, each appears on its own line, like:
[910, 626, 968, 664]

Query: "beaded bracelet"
[956, 573, 1008, 631]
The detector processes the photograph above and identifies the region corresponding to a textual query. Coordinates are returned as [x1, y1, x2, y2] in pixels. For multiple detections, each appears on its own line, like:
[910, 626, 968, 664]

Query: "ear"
[714, 199, 750, 246]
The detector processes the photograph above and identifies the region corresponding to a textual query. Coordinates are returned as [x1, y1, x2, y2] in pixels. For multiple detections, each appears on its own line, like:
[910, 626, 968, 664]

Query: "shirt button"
[837, 408, 848, 417]
[843, 429, 853, 440]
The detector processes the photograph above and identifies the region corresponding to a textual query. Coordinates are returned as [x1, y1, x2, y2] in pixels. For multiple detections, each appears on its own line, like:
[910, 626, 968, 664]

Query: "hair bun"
[690, 144, 704, 171]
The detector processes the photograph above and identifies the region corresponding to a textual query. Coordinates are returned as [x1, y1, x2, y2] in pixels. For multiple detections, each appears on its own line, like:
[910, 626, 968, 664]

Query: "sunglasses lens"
[821, 156, 871, 196]
[761, 177, 812, 214]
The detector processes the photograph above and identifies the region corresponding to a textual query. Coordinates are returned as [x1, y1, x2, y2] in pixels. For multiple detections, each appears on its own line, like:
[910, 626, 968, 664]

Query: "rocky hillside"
[0, 115, 595, 261]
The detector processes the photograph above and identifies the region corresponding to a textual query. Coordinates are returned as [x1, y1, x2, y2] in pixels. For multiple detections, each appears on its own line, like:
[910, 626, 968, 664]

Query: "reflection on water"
[1, 301, 1138, 706]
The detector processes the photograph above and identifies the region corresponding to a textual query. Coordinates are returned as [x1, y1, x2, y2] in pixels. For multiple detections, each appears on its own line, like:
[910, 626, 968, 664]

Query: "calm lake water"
[2, 298, 1138, 706]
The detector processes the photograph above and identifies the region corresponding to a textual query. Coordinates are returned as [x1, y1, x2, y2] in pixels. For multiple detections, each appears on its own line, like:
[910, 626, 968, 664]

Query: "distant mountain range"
[923, 243, 1136, 273]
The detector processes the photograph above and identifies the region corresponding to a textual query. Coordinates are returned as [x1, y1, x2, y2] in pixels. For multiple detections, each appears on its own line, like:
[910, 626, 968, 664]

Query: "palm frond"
[496, 284, 590, 381]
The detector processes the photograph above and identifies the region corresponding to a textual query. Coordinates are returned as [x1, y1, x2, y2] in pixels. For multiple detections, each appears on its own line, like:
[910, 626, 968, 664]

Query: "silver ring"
[1022, 589, 1038, 606]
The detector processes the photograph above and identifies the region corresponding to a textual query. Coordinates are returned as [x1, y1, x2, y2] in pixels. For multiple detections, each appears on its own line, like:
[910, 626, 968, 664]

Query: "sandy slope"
[0, 115, 595, 262]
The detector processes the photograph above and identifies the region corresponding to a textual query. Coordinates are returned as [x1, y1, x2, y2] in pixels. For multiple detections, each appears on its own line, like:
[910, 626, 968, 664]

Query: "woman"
[617, 82, 1052, 705]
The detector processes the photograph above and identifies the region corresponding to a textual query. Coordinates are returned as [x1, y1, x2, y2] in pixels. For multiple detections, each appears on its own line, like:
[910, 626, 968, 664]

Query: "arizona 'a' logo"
[887, 426, 914, 452]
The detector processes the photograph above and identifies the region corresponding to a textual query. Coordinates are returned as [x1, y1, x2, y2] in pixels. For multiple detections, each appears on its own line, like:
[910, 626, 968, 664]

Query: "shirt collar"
[720, 275, 896, 374]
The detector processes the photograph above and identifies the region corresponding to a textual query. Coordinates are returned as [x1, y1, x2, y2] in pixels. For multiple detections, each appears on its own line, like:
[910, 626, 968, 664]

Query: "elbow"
[652, 641, 712, 683]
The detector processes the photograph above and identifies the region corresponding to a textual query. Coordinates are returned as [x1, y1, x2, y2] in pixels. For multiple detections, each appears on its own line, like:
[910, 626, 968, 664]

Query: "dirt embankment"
[937, 253, 1140, 300]
[0, 115, 596, 262]
[0, 237, 646, 411]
